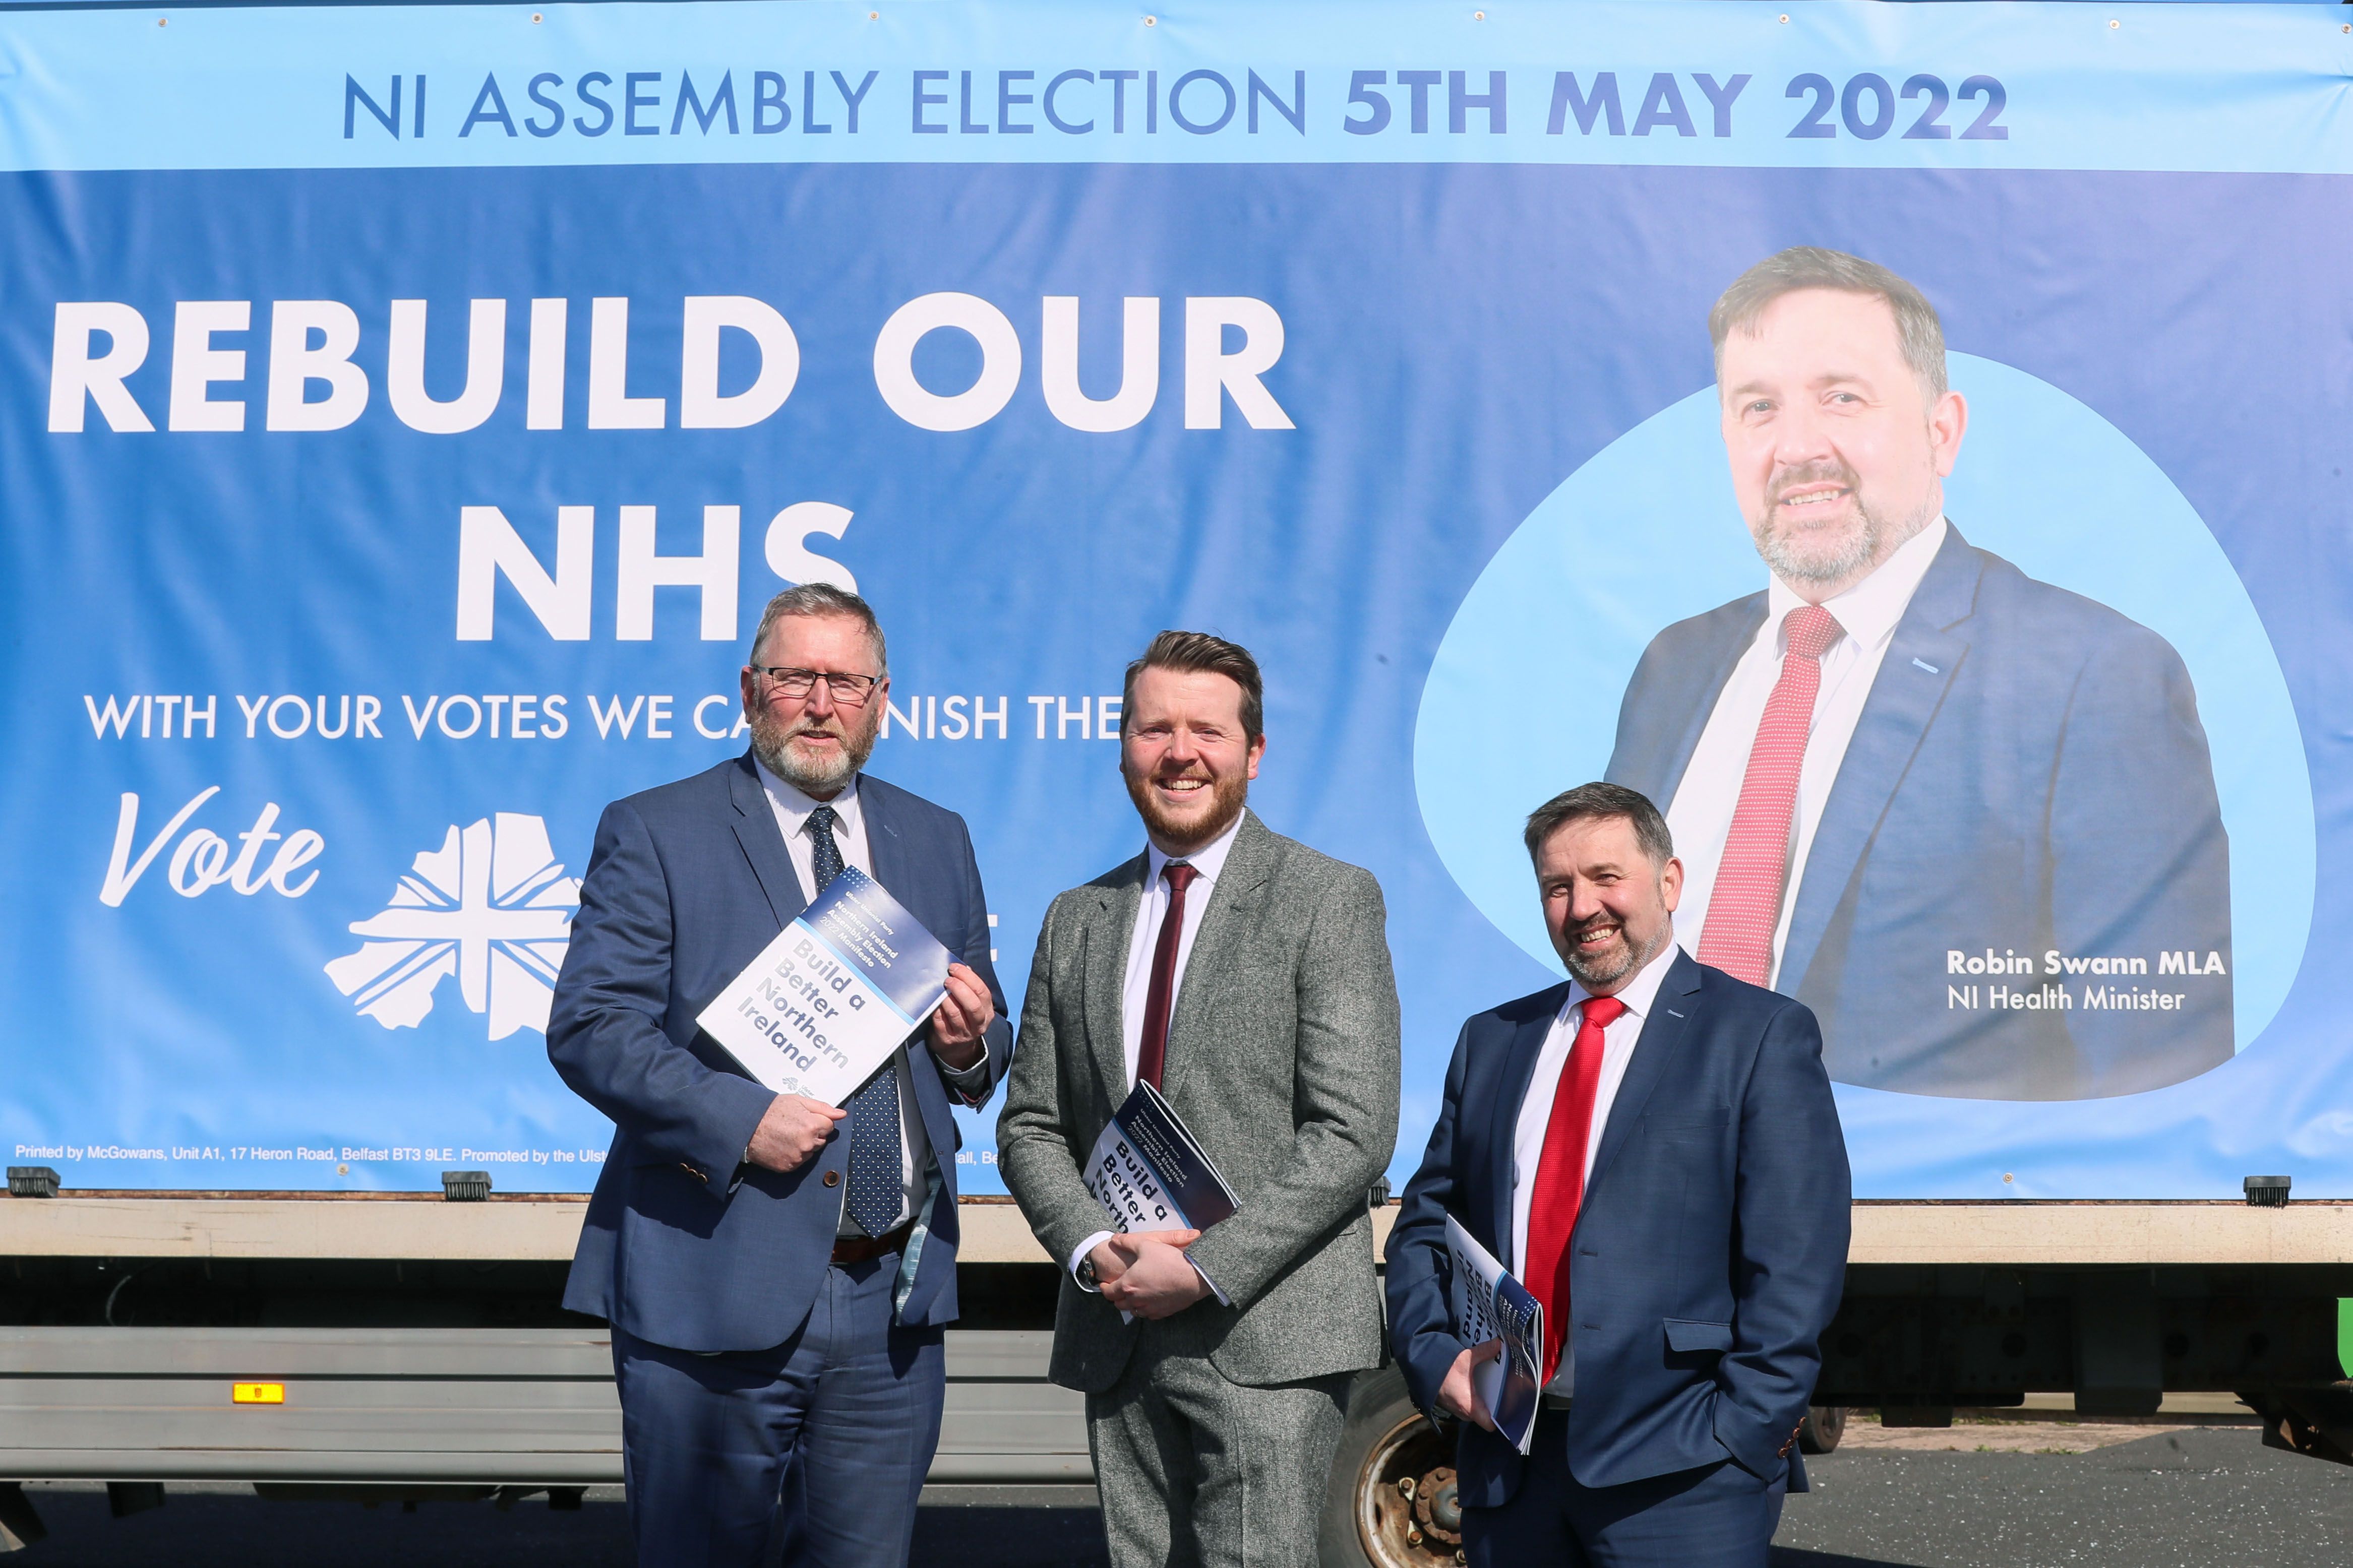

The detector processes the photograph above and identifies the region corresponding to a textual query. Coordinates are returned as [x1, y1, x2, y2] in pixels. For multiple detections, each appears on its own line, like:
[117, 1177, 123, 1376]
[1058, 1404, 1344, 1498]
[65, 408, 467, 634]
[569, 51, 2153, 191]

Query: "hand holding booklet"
[1444, 1214, 1545, 1455]
[694, 865, 950, 1104]
[1084, 1080, 1240, 1237]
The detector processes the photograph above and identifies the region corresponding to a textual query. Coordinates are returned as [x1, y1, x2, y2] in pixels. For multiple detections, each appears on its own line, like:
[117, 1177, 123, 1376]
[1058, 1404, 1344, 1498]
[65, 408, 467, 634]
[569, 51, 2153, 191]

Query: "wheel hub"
[1355, 1413, 1467, 1568]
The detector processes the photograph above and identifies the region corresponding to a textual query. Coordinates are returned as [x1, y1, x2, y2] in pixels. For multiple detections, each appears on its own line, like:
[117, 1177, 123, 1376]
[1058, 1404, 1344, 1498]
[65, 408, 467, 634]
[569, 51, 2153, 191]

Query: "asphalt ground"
[6, 1424, 2349, 1567]
[1772, 1424, 2353, 1568]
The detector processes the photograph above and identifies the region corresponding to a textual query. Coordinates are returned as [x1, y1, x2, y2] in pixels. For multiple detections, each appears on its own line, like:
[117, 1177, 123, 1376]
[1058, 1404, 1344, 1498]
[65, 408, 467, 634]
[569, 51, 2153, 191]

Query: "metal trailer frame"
[5, 1195, 2350, 1565]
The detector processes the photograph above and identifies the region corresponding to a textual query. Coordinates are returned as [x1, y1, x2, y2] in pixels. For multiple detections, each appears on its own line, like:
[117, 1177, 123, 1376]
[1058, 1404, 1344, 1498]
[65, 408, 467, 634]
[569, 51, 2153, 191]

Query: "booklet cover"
[1084, 1080, 1241, 1237]
[695, 865, 951, 1105]
[1444, 1214, 1545, 1455]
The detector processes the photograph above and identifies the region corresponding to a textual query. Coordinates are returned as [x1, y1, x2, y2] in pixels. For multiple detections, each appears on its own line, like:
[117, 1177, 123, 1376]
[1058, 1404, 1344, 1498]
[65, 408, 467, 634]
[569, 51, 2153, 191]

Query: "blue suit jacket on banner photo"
[549, 753, 1011, 1353]
[1608, 525, 2233, 1102]
[1385, 950, 1849, 1500]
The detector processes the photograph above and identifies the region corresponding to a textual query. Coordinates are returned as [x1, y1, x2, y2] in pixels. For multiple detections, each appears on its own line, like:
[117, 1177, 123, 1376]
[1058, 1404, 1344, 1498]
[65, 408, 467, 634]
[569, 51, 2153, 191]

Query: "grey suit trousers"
[1088, 1321, 1352, 1568]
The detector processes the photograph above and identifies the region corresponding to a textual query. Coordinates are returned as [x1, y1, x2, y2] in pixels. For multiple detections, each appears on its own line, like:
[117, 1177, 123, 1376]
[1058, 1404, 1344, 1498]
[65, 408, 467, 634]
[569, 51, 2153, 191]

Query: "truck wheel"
[1318, 1365, 1464, 1568]
[1796, 1405, 1847, 1455]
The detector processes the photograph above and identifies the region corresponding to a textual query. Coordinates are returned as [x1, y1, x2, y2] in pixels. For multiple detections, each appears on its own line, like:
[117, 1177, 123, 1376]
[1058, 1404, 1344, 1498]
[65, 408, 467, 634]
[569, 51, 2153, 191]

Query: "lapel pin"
[1912, 658, 1941, 674]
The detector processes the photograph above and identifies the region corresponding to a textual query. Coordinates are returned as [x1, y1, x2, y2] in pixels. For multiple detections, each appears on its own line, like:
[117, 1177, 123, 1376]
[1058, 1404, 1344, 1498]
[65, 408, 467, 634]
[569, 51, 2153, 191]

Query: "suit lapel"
[1084, 854, 1149, 1109]
[859, 776, 915, 907]
[1488, 984, 1573, 1271]
[859, 779, 959, 1163]
[1160, 813, 1273, 1105]
[727, 752, 807, 929]
[1582, 952, 1704, 1207]
[1779, 529, 1980, 992]
[1642, 594, 1767, 804]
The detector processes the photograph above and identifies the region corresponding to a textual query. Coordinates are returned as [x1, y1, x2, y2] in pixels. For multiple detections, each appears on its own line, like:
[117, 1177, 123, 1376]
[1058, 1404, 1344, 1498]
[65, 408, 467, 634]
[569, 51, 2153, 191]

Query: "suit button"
[822, 1171, 841, 1188]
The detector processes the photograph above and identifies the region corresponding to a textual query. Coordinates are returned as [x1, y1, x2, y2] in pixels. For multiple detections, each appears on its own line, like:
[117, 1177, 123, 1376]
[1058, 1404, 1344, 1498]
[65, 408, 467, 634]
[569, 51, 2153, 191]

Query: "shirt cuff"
[1189, 1257, 1233, 1307]
[936, 1037, 992, 1099]
[1069, 1230, 1116, 1291]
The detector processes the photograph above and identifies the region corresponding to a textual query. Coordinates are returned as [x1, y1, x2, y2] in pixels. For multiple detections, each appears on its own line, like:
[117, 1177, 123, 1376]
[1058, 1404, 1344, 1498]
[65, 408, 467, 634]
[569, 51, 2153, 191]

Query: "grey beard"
[1758, 508, 1882, 586]
[750, 713, 875, 795]
[1755, 490, 1936, 587]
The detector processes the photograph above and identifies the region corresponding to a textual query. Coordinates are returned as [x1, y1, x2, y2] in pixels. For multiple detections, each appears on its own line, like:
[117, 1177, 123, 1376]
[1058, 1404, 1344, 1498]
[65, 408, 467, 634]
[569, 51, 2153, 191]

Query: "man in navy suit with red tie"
[1608, 247, 2230, 1101]
[1386, 782, 1849, 1566]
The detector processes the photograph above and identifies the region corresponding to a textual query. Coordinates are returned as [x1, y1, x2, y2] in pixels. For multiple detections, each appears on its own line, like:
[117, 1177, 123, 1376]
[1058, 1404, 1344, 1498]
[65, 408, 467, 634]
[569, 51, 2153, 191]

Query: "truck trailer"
[4, 1188, 2348, 1563]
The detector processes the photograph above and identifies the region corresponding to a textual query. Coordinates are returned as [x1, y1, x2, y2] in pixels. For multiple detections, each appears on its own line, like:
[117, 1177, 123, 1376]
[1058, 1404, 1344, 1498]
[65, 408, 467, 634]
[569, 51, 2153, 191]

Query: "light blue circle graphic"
[1415, 354, 2312, 1062]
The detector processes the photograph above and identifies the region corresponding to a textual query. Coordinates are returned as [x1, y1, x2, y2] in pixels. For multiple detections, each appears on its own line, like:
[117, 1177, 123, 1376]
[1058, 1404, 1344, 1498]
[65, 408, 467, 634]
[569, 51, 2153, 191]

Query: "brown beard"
[1559, 918, 1660, 990]
[1123, 762, 1250, 855]
[748, 700, 881, 795]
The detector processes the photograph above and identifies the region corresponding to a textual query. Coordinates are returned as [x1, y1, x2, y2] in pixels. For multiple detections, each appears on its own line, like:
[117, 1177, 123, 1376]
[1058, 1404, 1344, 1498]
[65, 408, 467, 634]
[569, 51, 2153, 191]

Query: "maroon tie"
[1524, 994, 1626, 1384]
[1135, 861, 1198, 1089]
[1698, 605, 1842, 986]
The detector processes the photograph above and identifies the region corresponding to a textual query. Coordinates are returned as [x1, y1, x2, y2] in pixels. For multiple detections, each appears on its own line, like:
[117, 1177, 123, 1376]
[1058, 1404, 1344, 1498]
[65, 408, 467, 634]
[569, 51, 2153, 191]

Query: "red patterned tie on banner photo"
[1698, 605, 1843, 987]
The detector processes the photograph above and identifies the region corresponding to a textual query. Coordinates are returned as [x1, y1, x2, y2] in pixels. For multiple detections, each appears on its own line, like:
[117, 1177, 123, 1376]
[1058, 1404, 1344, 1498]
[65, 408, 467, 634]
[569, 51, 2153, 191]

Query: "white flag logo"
[325, 813, 580, 1040]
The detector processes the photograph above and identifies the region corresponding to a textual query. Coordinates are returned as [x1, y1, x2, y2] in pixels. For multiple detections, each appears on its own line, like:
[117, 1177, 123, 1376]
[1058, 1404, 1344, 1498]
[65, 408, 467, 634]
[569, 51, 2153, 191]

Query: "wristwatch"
[1076, 1254, 1101, 1291]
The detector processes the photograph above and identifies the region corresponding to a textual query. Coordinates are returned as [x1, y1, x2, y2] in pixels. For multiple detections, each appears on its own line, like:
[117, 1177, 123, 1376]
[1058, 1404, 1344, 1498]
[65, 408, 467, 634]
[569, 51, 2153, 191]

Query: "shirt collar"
[1562, 936, 1680, 1025]
[1144, 810, 1246, 892]
[754, 758, 862, 840]
[1765, 514, 1948, 654]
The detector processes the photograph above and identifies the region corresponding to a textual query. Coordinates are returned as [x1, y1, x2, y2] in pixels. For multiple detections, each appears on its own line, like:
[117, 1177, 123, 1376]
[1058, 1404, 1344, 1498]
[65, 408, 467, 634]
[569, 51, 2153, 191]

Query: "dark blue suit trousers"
[1468, 1415, 1785, 1568]
[614, 1259, 945, 1568]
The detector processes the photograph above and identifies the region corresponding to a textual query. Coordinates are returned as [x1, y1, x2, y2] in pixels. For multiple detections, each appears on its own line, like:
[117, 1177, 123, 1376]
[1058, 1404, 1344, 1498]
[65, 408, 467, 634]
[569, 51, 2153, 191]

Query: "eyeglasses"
[749, 665, 883, 707]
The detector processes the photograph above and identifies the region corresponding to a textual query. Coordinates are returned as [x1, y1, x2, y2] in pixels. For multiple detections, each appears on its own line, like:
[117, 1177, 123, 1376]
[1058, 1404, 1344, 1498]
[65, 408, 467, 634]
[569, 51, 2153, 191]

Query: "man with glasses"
[549, 583, 1011, 1568]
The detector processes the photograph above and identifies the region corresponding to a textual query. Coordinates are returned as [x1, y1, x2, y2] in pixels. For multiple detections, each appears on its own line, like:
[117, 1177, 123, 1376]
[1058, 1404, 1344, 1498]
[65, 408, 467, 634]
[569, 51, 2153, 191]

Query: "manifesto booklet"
[696, 866, 950, 1105]
[1084, 1080, 1241, 1237]
[1444, 1214, 1545, 1455]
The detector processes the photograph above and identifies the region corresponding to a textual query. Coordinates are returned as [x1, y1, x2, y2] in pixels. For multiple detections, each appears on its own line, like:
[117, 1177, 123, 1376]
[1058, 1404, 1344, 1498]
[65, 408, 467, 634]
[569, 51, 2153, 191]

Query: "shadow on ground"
[5, 1488, 636, 1568]
[10, 1429, 2349, 1568]
[3, 1491, 1926, 1568]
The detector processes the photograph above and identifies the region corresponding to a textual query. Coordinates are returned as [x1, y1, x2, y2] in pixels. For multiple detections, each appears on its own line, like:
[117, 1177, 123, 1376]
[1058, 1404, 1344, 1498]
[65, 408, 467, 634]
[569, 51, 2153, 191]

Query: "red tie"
[1135, 861, 1199, 1089]
[1698, 605, 1842, 986]
[1524, 994, 1626, 1385]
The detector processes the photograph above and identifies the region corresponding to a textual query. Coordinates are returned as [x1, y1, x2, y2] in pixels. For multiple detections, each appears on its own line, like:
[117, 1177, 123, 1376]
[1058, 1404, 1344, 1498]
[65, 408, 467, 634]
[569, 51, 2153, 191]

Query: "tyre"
[1796, 1404, 1847, 1455]
[1317, 1364, 1465, 1568]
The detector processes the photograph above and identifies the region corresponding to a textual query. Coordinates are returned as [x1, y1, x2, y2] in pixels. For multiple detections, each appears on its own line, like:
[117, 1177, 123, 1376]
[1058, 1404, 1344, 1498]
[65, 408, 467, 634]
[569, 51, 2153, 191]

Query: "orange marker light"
[231, 1383, 285, 1405]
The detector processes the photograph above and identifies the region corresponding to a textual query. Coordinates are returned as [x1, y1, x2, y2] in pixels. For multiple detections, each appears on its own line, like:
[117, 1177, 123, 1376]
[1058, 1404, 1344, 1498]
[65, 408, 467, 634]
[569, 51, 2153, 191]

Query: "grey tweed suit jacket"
[997, 810, 1402, 1394]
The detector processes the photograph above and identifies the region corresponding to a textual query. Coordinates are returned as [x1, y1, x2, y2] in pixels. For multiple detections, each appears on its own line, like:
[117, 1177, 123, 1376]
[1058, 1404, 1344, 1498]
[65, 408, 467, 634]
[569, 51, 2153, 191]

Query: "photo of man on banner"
[1606, 247, 2233, 1102]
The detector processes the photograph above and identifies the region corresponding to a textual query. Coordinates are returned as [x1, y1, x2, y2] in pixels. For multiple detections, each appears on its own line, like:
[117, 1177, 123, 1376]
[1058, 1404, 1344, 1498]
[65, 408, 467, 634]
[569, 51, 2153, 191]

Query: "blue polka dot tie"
[811, 805, 901, 1238]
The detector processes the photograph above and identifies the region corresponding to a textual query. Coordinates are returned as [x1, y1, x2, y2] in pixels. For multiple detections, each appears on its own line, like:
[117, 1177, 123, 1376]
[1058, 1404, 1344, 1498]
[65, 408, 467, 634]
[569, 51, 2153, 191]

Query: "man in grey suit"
[999, 630, 1401, 1568]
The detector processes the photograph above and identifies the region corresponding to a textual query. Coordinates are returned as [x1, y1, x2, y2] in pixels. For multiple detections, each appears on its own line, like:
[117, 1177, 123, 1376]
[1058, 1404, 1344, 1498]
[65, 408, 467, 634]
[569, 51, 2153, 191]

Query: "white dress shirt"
[1068, 811, 1247, 1297]
[1508, 938, 1680, 1275]
[755, 760, 981, 1236]
[1667, 517, 1948, 986]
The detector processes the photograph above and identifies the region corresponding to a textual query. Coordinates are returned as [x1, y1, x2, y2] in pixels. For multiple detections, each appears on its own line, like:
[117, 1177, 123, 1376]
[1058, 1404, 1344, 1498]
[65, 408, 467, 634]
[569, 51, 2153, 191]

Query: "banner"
[3, 2, 2346, 1197]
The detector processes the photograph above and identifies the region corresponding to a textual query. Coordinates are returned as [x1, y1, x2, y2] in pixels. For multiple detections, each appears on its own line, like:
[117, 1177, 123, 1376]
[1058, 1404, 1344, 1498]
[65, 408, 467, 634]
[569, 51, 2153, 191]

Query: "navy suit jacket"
[1608, 526, 2232, 1101]
[549, 753, 1011, 1353]
[1385, 951, 1849, 1497]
